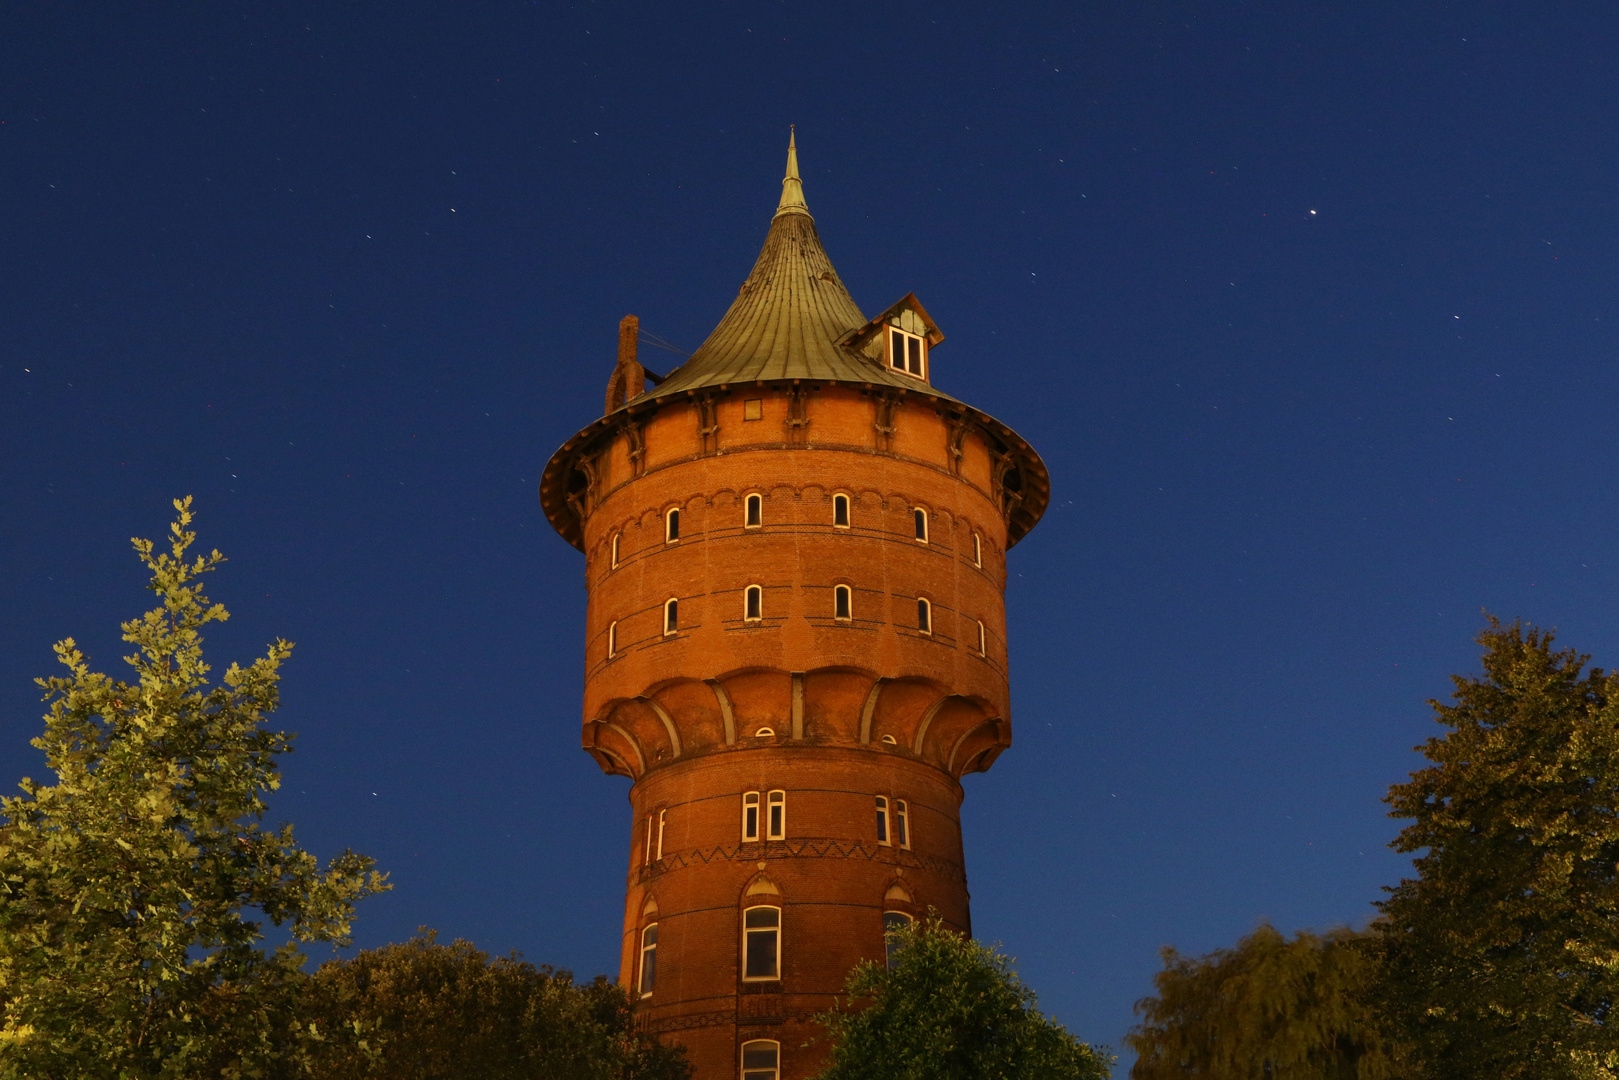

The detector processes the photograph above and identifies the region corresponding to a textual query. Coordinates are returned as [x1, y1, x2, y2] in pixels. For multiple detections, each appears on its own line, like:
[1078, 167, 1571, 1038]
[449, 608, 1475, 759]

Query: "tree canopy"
[813, 915, 1111, 1080]
[1127, 922, 1400, 1080]
[302, 932, 689, 1080]
[0, 499, 388, 1079]
[1372, 618, 1619, 1079]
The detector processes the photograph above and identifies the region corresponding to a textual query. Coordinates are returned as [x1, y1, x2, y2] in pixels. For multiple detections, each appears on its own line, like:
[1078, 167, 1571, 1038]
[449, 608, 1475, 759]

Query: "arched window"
[745, 493, 762, 528]
[741, 1039, 780, 1080]
[973, 532, 982, 568]
[883, 911, 914, 969]
[833, 493, 850, 528]
[665, 507, 680, 543]
[663, 598, 678, 635]
[742, 907, 781, 981]
[745, 585, 763, 621]
[977, 619, 986, 656]
[917, 598, 931, 634]
[834, 584, 852, 621]
[607, 620, 618, 658]
[913, 507, 928, 542]
[875, 796, 889, 845]
[766, 790, 786, 840]
[611, 532, 621, 569]
[639, 923, 658, 996]
[895, 800, 910, 849]
[742, 791, 760, 841]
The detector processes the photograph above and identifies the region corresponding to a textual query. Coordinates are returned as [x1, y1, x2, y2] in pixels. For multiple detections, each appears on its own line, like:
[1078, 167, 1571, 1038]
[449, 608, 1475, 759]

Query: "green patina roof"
[649, 132, 959, 402]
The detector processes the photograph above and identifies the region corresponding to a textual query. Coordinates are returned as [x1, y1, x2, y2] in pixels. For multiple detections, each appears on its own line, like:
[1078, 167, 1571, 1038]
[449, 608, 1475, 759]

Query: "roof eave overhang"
[539, 378, 1050, 552]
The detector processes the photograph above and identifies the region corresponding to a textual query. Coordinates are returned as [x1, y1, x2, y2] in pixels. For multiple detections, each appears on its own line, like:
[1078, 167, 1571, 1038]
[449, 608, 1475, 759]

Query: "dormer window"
[888, 327, 927, 380]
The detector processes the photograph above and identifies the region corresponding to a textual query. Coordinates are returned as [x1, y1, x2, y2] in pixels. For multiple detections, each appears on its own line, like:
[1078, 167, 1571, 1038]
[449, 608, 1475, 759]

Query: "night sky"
[5, 2, 1618, 1067]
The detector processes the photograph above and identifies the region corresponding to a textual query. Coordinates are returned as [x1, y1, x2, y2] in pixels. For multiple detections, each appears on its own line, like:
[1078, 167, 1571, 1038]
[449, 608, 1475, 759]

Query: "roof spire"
[774, 126, 810, 219]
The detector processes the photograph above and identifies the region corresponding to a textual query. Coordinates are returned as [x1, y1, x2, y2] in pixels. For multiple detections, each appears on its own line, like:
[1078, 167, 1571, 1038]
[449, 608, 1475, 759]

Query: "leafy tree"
[813, 915, 1111, 1080]
[301, 931, 690, 1080]
[1372, 618, 1619, 1078]
[1127, 923, 1402, 1079]
[0, 498, 388, 1079]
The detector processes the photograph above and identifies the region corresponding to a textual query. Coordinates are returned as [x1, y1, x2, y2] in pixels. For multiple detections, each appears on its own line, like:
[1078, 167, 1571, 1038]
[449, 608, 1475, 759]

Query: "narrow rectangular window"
[913, 508, 928, 542]
[766, 790, 786, 840]
[742, 792, 760, 841]
[834, 584, 851, 620]
[611, 533, 621, 569]
[907, 334, 923, 376]
[643, 813, 654, 866]
[745, 585, 762, 621]
[639, 924, 658, 996]
[608, 621, 618, 658]
[895, 800, 909, 848]
[973, 533, 982, 567]
[665, 508, 680, 542]
[875, 796, 889, 845]
[978, 620, 986, 656]
[742, 1040, 780, 1080]
[656, 809, 666, 861]
[833, 493, 850, 527]
[664, 598, 678, 635]
[746, 493, 762, 527]
[890, 329, 905, 370]
[743, 907, 781, 980]
[917, 598, 931, 634]
[883, 911, 913, 969]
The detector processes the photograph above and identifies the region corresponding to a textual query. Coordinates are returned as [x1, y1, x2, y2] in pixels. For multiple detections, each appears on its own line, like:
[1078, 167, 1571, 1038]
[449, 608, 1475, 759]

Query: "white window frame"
[643, 813, 654, 867]
[834, 584, 852, 621]
[895, 799, 910, 849]
[973, 532, 982, 568]
[744, 584, 763, 622]
[665, 507, 680, 543]
[766, 790, 786, 840]
[745, 493, 762, 529]
[886, 326, 927, 381]
[742, 791, 760, 841]
[741, 1039, 781, 1080]
[833, 493, 850, 528]
[977, 620, 986, 656]
[742, 906, 782, 982]
[607, 620, 618, 658]
[917, 598, 931, 635]
[663, 598, 678, 635]
[611, 532, 621, 569]
[656, 808, 667, 861]
[875, 795, 889, 845]
[883, 911, 914, 969]
[639, 923, 658, 997]
[913, 507, 929, 543]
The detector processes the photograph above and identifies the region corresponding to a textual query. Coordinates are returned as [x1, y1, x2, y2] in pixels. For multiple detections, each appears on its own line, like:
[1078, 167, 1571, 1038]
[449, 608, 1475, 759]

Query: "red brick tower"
[539, 133, 1049, 1080]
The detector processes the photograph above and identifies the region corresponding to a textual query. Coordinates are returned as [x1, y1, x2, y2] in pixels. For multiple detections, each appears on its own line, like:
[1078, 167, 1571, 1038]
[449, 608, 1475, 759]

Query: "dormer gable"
[839, 292, 945, 384]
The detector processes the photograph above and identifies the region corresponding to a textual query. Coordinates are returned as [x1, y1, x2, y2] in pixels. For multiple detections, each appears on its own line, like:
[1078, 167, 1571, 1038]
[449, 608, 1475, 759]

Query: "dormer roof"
[646, 134, 960, 402]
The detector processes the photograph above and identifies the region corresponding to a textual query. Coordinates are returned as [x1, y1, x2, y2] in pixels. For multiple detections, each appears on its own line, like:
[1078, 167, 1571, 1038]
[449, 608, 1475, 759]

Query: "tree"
[1127, 923, 1402, 1079]
[1372, 618, 1619, 1078]
[301, 931, 690, 1080]
[0, 498, 388, 1079]
[813, 915, 1111, 1080]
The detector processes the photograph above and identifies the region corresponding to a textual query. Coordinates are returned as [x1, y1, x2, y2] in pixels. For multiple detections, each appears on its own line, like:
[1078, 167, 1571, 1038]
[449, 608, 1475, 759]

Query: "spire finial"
[774, 126, 810, 219]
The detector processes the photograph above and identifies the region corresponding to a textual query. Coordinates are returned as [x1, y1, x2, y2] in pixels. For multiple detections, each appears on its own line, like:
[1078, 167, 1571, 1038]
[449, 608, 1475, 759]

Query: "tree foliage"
[301, 931, 690, 1080]
[1372, 618, 1619, 1078]
[1127, 923, 1401, 1079]
[0, 499, 388, 1079]
[813, 915, 1111, 1080]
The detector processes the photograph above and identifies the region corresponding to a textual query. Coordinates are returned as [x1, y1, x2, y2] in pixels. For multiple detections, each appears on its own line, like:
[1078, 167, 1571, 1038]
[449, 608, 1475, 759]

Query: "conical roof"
[650, 133, 955, 399]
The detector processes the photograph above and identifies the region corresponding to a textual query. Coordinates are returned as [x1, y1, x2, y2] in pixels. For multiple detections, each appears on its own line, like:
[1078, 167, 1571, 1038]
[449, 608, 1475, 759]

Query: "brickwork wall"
[566, 384, 1022, 1080]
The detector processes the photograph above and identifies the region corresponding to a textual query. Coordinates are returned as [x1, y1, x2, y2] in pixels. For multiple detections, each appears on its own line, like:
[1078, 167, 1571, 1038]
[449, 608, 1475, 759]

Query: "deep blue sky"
[4, 1, 1618, 1067]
